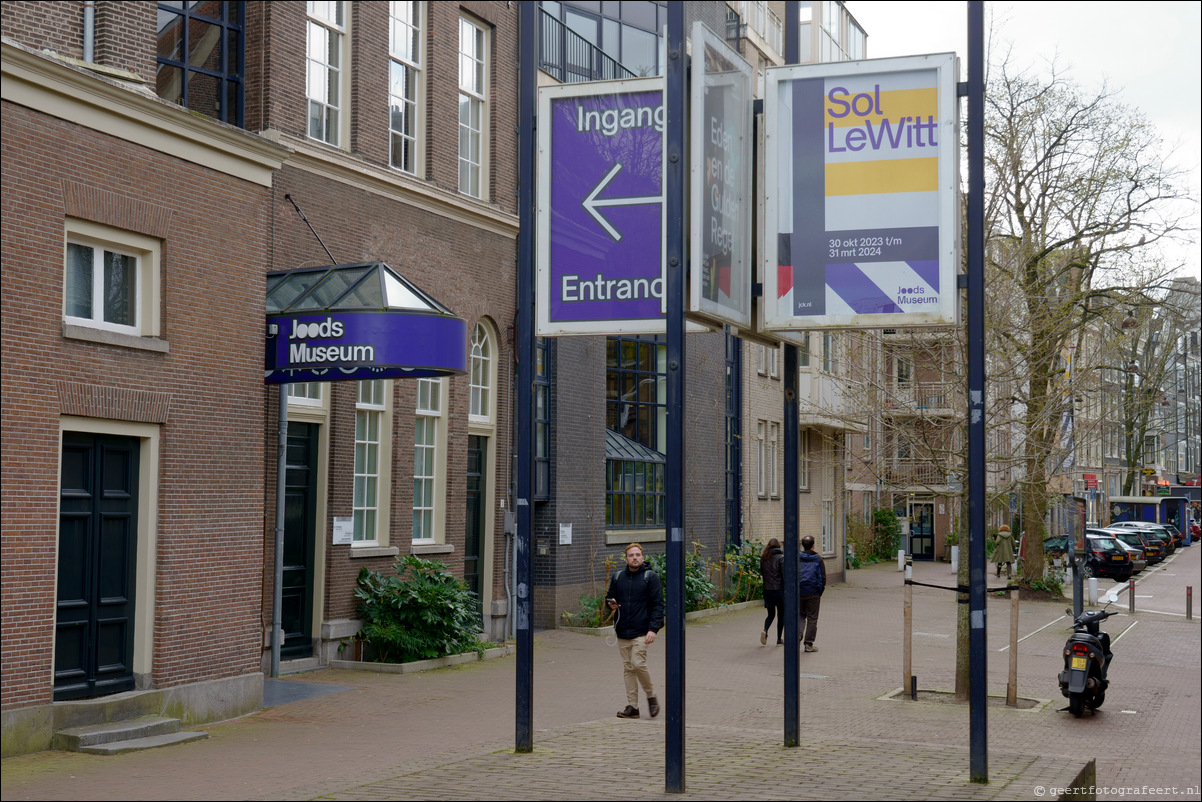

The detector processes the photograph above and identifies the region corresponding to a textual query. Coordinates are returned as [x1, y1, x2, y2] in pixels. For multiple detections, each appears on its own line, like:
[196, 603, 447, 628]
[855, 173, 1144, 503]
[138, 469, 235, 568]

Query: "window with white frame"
[822, 332, 835, 372]
[413, 377, 444, 541]
[354, 380, 387, 544]
[768, 421, 780, 497]
[389, 1, 422, 174]
[469, 322, 492, 423]
[757, 420, 767, 496]
[307, 1, 345, 146]
[64, 220, 160, 338]
[799, 427, 810, 491]
[458, 15, 487, 198]
[288, 382, 324, 406]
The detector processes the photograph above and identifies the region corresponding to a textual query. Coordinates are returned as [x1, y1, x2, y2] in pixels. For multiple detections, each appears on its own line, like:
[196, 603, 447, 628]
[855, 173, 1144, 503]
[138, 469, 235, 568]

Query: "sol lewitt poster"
[763, 54, 959, 330]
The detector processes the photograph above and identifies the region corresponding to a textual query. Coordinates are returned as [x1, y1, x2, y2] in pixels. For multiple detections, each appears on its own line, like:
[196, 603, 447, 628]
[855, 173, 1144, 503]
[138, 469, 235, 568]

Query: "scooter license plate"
[1071, 656, 1087, 670]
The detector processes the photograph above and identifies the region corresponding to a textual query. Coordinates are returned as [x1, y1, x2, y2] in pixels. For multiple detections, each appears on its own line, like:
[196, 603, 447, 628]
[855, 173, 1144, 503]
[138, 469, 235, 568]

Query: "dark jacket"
[760, 547, 784, 591]
[799, 550, 826, 596]
[605, 564, 665, 640]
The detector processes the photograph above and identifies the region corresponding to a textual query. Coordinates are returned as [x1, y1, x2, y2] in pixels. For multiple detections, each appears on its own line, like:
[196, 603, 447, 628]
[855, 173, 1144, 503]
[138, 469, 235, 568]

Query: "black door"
[281, 422, 317, 659]
[56, 433, 139, 700]
[465, 435, 485, 622]
[910, 502, 935, 561]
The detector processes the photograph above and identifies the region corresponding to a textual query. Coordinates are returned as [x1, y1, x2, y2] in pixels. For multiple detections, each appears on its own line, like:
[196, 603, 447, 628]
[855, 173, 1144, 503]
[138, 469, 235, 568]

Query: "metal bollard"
[1088, 576, 1098, 606]
[898, 549, 906, 572]
[1128, 579, 1135, 614]
[1188, 586, 1193, 621]
[910, 674, 917, 701]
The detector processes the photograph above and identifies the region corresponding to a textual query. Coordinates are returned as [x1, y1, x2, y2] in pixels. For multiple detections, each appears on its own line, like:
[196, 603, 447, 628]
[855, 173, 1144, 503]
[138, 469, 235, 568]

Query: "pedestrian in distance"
[760, 537, 785, 645]
[604, 543, 664, 719]
[798, 535, 826, 653]
[992, 524, 1016, 578]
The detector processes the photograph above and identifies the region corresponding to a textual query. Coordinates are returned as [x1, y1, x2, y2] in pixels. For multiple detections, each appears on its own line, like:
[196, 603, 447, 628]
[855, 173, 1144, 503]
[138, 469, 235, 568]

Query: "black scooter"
[1057, 596, 1117, 717]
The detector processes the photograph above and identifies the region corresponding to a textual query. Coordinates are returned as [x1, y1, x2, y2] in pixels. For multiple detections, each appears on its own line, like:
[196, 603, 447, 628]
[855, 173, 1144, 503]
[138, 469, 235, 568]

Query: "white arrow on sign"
[581, 162, 662, 242]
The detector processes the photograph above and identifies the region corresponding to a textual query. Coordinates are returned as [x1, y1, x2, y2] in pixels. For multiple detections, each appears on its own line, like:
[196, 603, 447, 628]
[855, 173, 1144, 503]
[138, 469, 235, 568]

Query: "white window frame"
[307, 1, 348, 147]
[757, 420, 767, 497]
[768, 421, 780, 497]
[413, 377, 446, 543]
[388, 1, 424, 175]
[458, 15, 488, 198]
[469, 322, 494, 424]
[288, 382, 325, 407]
[63, 219, 161, 342]
[354, 379, 392, 546]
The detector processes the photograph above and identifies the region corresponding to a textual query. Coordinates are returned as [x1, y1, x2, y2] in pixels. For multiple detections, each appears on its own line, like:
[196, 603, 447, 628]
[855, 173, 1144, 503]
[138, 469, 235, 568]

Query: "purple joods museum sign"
[537, 78, 665, 336]
[264, 262, 467, 384]
[265, 312, 466, 383]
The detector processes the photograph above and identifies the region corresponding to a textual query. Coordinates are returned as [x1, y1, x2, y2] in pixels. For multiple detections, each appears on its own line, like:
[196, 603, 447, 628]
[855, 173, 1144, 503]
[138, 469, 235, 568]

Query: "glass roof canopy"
[265, 261, 467, 383]
[266, 261, 455, 316]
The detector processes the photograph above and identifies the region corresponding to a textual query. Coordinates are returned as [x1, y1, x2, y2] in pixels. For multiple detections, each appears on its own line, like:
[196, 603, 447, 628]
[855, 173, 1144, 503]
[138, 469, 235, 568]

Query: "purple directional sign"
[537, 78, 665, 336]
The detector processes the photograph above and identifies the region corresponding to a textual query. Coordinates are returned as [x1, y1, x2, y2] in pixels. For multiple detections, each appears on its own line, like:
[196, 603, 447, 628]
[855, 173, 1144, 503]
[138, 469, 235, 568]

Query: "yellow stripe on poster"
[825, 87, 937, 128]
[825, 158, 938, 197]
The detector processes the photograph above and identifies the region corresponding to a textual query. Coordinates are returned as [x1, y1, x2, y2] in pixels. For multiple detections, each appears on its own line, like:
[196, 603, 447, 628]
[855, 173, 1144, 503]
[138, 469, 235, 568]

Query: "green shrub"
[354, 555, 485, 663]
[643, 543, 715, 612]
[718, 542, 763, 603]
[869, 508, 903, 561]
[561, 593, 607, 628]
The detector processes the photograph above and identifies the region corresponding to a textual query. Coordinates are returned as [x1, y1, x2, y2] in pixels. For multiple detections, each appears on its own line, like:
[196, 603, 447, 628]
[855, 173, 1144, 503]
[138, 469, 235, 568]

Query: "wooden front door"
[56, 433, 139, 700]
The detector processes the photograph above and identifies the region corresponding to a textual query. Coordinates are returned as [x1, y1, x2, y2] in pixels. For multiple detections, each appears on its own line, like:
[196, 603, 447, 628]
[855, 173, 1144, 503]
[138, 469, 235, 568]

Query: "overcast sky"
[846, 1, 1202, 281]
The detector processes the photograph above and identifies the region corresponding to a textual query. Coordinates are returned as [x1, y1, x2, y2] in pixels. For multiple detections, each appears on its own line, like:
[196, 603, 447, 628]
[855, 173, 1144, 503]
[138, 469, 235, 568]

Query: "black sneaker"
[648, 697, 660, 718]
[617, 705, 640, 719]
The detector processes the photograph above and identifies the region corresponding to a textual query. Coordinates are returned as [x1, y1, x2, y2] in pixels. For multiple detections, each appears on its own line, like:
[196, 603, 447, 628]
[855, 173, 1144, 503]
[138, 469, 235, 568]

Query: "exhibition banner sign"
[763, 54, 959, 329]
[688, 21, 753, 329]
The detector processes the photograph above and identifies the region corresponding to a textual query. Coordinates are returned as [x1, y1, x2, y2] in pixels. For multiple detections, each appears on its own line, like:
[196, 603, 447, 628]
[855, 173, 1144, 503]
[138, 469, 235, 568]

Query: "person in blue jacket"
[798, 535, 826, 653]
[604, 543, 664, 719]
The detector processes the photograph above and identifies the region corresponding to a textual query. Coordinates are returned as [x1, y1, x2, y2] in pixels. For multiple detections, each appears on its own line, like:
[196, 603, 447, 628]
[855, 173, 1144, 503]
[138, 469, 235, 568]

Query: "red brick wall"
[1, 102, 271, 708]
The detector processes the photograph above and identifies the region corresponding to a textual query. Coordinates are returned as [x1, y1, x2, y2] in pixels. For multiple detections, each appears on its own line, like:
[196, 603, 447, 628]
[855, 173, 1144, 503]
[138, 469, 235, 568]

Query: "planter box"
[330, 645, 515, 674]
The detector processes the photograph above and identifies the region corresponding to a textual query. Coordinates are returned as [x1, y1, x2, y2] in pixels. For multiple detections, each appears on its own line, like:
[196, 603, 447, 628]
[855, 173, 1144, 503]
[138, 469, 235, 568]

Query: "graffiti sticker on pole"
[763, 54, 960, 330]
[537, 77, 666, 336]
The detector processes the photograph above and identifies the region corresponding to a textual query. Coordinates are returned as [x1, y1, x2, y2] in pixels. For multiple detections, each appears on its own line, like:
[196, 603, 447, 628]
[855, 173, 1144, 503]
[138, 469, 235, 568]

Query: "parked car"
[1087, 528, 1146, 573]
[1043, 533, 1133, 581]
[1109, 521, 1177, 555]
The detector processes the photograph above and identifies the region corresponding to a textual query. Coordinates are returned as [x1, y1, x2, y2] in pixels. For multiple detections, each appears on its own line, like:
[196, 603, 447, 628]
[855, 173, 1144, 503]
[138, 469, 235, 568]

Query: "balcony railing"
[884, 381, 957, 415]
[539, 9, 635, 85]
[731, 0, 782, 54]
[882, 459, 948, 487]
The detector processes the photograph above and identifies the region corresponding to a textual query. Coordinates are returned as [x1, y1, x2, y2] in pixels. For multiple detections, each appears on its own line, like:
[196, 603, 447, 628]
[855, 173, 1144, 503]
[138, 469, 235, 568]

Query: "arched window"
[469, 323, 493, 423]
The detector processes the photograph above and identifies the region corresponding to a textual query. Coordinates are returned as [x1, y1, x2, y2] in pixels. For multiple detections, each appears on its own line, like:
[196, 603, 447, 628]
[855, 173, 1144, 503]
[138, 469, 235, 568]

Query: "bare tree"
[984, 55, 1193, 586]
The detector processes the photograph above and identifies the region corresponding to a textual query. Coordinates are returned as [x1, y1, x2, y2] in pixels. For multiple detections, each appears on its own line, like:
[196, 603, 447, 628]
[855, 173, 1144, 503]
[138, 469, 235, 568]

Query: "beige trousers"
[618, 635, 655, 707]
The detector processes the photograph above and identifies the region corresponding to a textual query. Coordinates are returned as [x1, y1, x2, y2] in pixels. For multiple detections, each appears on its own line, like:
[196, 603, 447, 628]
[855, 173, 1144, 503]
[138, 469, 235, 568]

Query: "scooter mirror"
[1106, 592, 1119, 604]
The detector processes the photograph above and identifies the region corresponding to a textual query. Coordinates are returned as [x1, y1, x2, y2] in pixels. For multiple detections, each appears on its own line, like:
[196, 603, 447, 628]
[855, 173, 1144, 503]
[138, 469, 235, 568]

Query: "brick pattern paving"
[2, 551, 1198, 801]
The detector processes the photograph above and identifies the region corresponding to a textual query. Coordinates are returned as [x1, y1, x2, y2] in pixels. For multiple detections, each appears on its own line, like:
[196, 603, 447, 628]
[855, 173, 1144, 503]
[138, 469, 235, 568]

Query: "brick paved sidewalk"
[3, 553, 1198, 801]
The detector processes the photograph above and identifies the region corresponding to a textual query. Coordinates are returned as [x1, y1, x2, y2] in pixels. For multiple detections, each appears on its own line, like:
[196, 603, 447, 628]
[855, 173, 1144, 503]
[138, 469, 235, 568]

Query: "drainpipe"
[82, 0, 95, 62]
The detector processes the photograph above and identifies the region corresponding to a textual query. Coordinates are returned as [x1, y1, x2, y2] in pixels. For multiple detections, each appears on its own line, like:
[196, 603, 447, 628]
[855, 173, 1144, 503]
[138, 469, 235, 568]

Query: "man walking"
[798, 535, 826, 653]
[605, 543, 664, 719]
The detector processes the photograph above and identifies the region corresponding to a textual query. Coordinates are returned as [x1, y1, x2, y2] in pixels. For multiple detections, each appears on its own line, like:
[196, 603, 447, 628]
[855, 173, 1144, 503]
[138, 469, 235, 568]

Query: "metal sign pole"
[966, 0, 989, 783]
[514, 0, 536, 753]
[664, 3, 687, 793]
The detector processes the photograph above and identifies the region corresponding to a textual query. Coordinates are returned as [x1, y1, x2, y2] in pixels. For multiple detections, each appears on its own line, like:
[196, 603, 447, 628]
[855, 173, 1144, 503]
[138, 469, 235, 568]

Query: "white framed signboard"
[763, 53, 960, 330]
[688, 21, 753, 330]
[536, 77, 667, 336]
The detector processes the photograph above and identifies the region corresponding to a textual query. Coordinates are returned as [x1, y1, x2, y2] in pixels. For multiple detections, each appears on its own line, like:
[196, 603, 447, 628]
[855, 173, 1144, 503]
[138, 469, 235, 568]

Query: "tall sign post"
[966, 0, 989, 783]
[514, 0, 536, 753]
[781, 0, 802, 748]
[663, 4, 686, 792]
